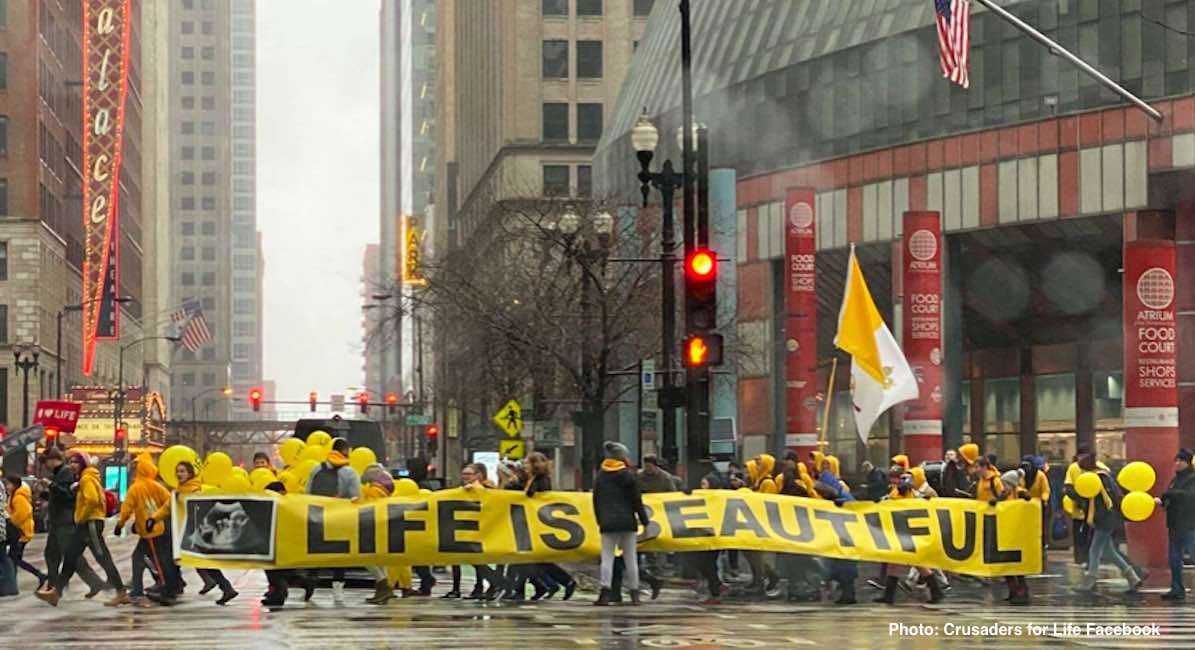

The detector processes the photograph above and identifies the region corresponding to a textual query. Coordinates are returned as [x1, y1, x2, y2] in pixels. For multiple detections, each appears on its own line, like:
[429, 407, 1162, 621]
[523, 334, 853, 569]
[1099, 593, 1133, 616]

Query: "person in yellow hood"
[37, 452, 129, 608]
[971, 457, 1004, 504]
[5, 475, 47, 589]
[360, 464, 399, 605]
[891, 454, 910, 471]
[150, 459, 239, 606]
[740, 455, 780, 595]
[876, 472, 945, 605]
[116, 453, 173, 605]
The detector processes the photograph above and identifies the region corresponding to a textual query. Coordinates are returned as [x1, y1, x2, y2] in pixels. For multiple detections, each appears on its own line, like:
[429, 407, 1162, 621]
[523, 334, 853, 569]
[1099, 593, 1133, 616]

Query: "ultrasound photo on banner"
[177, 496, 277, 561]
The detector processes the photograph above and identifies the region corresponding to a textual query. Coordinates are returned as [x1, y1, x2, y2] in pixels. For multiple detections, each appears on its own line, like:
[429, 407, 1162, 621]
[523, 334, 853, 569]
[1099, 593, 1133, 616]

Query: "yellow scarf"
[1085, 471, 1114, 526]
[600, 459, 627, 472]
[327, 450, 350, 467]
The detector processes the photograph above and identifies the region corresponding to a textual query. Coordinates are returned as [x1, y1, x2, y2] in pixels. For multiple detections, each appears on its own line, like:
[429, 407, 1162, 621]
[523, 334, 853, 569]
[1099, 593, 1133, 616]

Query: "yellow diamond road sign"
[493, 399, 522, 438]
[499, 439, 525, 459]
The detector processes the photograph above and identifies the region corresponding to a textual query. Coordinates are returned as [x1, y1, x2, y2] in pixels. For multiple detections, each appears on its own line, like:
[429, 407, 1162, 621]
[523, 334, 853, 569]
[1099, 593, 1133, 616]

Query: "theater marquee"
[81, 0, 132, 375]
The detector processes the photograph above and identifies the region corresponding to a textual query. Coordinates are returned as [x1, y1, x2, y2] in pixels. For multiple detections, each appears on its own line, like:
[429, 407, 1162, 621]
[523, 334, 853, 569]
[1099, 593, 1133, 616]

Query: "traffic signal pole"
[684, 126, 713, 488]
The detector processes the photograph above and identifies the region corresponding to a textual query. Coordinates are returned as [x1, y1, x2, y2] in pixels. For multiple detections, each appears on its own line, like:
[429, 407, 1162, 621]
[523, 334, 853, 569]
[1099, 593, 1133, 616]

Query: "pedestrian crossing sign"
[493, 399, 522, 437]
[499, 438, 525, 459]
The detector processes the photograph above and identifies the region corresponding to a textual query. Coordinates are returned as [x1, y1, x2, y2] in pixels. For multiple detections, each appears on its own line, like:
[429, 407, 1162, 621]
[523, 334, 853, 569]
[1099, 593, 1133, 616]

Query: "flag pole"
[972, 0, 1161, 122]
[818, 356, 838, 449]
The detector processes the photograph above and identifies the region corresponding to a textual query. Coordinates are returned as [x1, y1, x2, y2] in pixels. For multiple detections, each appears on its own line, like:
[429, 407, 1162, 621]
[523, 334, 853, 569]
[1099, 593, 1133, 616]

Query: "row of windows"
[180, 21, 216, 36]
[181, 145, 218, 161]
[180, 271, 218, 286]
[180, 121, 218, 136]
[232, 320, 255, 337]
[180, 196, 219, 211]
[181, 70, 218, 85]
[542, 40, 602, 79]
[181, 96, 217, 110]
[180, 171, 220, 186]
[180, 246, 219, 261]
[543, 164, 592, 197]
[542, 0, 653, 17]
[181, 221, 218, 236]
[542, 102, 603, 141]
[181, 46, 216, 61]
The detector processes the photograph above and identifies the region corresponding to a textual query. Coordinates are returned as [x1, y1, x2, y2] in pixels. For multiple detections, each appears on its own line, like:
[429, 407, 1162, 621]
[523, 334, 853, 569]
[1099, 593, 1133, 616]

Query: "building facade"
[168, 0, 263, 420]
[0, 0, 168, 445]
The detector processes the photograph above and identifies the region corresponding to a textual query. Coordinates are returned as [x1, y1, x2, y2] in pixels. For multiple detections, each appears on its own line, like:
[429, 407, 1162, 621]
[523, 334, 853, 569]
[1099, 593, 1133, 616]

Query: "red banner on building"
[901, 212, 944, 464]
[81, 0, 132, 374]
[33, 401, 83, 434]
[1123, 242, 1178, 428]
[784, 189, 818, 454]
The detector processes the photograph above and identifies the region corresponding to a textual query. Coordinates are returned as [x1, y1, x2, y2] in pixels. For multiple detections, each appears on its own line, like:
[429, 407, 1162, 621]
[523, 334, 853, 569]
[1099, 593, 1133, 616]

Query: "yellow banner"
[174, 489, 1042, 576]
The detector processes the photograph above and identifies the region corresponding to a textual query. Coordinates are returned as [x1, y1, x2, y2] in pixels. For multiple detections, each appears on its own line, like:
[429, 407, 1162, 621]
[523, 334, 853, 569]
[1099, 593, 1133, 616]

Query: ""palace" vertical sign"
[81, 0, 131, 375]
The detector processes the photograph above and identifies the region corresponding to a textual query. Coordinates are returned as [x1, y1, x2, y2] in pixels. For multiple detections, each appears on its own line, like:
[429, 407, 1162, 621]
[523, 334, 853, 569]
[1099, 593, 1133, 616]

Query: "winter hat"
[361, 464, 394, 494]
[67, 451, 91, 468]
[603, 441, 629, 460]
[1000, 469, 1024, 491]
[891, 454, 910, 470]
[1178, 449, 1194, 463]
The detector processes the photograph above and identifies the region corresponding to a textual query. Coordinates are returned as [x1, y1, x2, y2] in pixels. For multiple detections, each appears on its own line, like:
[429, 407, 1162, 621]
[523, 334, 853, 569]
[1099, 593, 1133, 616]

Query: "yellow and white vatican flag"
[834, 246, 918, 442]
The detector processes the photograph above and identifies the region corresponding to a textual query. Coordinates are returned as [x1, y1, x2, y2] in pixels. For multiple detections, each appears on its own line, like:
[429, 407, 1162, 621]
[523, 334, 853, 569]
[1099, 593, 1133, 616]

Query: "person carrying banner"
[5, 475, 47, 590]
[593, 441, 649, 606]
[360, 465, 397, 605]
[1069, 451, 1143, 593]
[149, 459, 238, 605]
[998, 469, 1033, 605]
[404, 457, 437, 596]
[443, 462, 503, 601]
[116, 453, 175, 606]
[741, 455, 780, 596]
[1020, 455, 1051, 551]
[810, 455, 859, 605]
[36, 452, 129, 607]
[306, 437, 362, 603]
[523, 452, 576, 601]
[875, 472, 944, 605]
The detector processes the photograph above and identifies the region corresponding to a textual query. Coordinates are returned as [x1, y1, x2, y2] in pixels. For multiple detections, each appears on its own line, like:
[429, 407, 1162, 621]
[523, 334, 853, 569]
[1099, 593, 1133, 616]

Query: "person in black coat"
[1159, 448, 1195, 600]
[593, 441, 649, 606]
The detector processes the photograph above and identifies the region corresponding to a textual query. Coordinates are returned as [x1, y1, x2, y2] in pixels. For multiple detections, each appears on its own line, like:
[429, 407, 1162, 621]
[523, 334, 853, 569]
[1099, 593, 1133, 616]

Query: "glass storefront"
[1094, 371, 1125, 464]
[983, 377, 1021, 463]
[1036, 373, 1076, 466]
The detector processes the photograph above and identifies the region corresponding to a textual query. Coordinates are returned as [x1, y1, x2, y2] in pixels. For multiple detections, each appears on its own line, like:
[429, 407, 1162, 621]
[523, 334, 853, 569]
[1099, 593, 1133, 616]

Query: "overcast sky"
[258, 0, 381, 401]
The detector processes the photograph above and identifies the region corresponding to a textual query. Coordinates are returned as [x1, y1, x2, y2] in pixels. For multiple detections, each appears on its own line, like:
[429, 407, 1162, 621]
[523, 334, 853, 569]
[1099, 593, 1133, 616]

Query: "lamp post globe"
[558, 209, 580, 236]
[631, 112, 659, 153]
[594, 211, 615, 236]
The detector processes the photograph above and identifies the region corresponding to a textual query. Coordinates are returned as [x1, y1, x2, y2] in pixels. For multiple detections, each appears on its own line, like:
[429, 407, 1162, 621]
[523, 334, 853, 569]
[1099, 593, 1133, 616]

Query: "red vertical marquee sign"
[81, 0, 132, 375]
[901, 212, 944, 465]
[1123, 240, 1179, 569]
[783, 189, 818, 457]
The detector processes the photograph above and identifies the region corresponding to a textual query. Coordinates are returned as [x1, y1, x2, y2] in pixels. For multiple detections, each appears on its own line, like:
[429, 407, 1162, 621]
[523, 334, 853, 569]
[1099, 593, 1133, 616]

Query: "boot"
[217, 587, 239, 606]
[835, 580, 857, 605]
[562, 580, 577, 601]
[594, 587, 612, 606]
[105, 589, 132, 607]
[873, 577, 898, 604]
[927, 577, 945, 604]
[1123, 568, 1144, 593]
[463, 585, 484, 600]
[365, 579, 393, 605]
[1009, 580, 1030, 606]
[35, 587, 61, 607]
[630, 590, 642, 605]
[648, 576, 663, 601]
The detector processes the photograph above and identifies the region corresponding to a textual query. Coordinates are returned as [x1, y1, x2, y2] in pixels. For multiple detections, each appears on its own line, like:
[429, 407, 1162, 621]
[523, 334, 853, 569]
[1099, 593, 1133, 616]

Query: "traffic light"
[114, 427, 127, 452]
[685, 248, 718, 332]
[249, 387, 263, 412]
[44, 426, 58, 448]
[386, 392, 399, 414]
[683, 333, 724, 368]
[309, 391, 318, 412]
[426, 424, 439, 454]
[358, 391, 370, 414]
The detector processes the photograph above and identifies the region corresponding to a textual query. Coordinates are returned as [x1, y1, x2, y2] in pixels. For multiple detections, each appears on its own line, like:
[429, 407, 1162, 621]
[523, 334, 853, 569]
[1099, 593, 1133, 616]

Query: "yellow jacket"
[74, 466, 108, 524]
[1023, 471, 1050, 502]
[153, 476, 202, 523]
[362, 483, 391, 501]
[7, 484, 34, 542]
[1064, 460, 1109, 519]
[974, 468, 1004, 503]
[118, 454, 172, 539]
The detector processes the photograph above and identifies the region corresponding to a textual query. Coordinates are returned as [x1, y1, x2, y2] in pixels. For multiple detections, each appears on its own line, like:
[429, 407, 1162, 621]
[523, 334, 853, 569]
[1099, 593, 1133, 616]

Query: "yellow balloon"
[394, 478, 420, 497]
[292, 459, 317, 487]
[1118, 461, 1157, 494]
[307, 431, 332, 448]
[232, 466, 249, 481]
[218, 474, 252, 494]
[158, 445, 198, 489]
[250, 467, 277, 490]
[1062, 495, 1076, 515]
[418, 488, 432, 494]
[299, 444, 329, 463]
[349, 447, 377, 475]
[1121, 490, 1156, 522]
[200, 484, 219, 494]
[1074, 472, 1103, 499]
[279, 438, 305, 467]
[202, 452, 233, 485]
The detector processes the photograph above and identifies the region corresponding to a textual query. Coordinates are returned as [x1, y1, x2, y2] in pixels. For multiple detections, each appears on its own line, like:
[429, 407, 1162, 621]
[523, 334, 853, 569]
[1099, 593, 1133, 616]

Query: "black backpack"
[308, 463, 340, 497]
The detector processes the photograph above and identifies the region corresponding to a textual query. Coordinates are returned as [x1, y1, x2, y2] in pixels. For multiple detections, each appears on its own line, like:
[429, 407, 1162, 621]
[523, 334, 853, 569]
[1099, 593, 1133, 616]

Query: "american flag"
[935, 0, 971, 88]
[169, 298, 213, 352]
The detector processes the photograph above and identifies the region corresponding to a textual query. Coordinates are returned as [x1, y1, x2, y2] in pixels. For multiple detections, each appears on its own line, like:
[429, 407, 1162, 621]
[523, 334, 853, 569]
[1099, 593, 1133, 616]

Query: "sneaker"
[132, 596, 154, 608]
[331, 582, 345, 603]
[441, 590, 462, 599]
[105, 590, 132, 607]
[562, 580, 576, 601]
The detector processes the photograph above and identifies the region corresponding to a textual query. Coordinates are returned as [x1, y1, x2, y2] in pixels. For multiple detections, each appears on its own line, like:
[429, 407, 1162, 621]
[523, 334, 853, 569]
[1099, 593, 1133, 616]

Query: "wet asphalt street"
[5, 534, 1195, 649]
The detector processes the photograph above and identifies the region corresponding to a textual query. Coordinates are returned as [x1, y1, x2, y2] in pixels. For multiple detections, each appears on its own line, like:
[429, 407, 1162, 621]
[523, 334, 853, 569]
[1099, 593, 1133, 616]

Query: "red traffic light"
[249, 387, 263, 412]
[358, 391, 370, 414]
[114, 427, 127, 442]
[426, 424, 439, 439]
[686, 248, 716, 280]
[385, 392, 399, 405]
[309, 391, 318, 412]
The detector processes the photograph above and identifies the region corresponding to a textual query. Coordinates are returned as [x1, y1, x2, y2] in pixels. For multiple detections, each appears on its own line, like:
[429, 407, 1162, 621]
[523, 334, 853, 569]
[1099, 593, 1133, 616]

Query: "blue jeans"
[1086, 527, 1133, 583]
[1168, 530, 1195, 594]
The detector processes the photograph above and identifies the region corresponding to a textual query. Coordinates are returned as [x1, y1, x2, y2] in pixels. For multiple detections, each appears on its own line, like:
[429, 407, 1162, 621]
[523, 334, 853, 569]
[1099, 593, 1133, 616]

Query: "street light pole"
[116, 335, 180, 461]
[14, 345, 40, 427]
[57, 296, 130, 399]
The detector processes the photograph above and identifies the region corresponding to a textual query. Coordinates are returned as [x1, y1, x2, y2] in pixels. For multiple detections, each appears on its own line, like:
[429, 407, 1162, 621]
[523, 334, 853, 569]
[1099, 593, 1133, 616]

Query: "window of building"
[181, 121, 194, 135]
[0, 0, 7, 29]
[181, 372, 194, 386]
[202, 21, 213, 35]
[181, 221, 195, 236]
[202, 221, 216, 236]
[181, 171, 195, 185]
[634, 0, 654, 16]
[182, 46, 194, 59]
[202, 171, 216, 185]
[181, 96, 195, 110]
[181, 272, 195, 286]
[202, 146, 215, 160]
[542, 40, 568, 78]
[542, 0, 566, 16]
[181, 146, 194, 160]
[577, 165, 592, 197]
[543, 165, 569, 196]
[983, 377, 1021, 462]
[202, 246, 216, 261]
[181, 246, 195, 261]
[0, 53, 6, 90]
[233, 320, 254, 337]
[202, 96, 215, 110]
[233, 343, 254, 361]
[181, 196, 195, 210]
[182, 71, 194, 85]
[182, 0, 193, 10]
[202, 372, 216, 387]
[234, 299, 254, 315]
[202, 348, 216, 361]
[542, 103, 568, 141]
[577, 103, 603, 140]
[234, 255, 255, 271]
[0, 242, 7, 280]
[201, 121, 216, 136]
[202, 296, 215, 311]
[0, 178, 5, 214]
[0, 115, 6, 154]
[577, 0, 602, 16]
[202, 46, 215, 61]
[233, 276, 254, 292]
[201, 71, 214, 85]
[0, 369, 6, 422]
[202, 197, 217, 210]
[577, 41, 603, 78]
[202, 271, 216, 286]
[181, 21, 194, 34]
